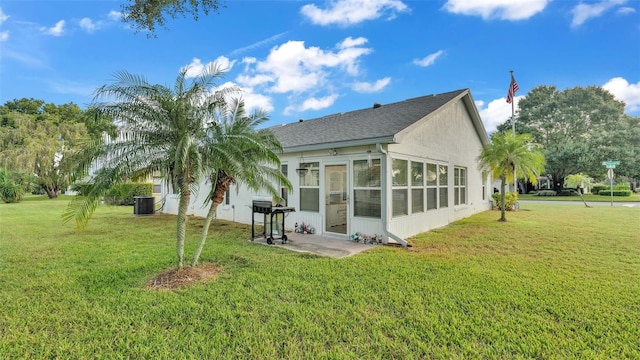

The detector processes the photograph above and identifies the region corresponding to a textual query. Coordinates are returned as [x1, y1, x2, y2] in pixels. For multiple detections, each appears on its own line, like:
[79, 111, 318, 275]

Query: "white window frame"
[353, 159, 381, 218]
[299, 162, 320, 212]
[392, 158, 409, 217]
[410, 161, 424, 214]
[454, 167, 467, 206]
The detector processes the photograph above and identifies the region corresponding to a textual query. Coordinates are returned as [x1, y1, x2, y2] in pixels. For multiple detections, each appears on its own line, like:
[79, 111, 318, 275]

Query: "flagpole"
[510, 70, 517, 194]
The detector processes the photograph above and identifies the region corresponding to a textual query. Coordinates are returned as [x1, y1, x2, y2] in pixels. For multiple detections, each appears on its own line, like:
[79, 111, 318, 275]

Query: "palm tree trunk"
[176, 188, 191, 269]
[579, 191, 591, 208]
[499, 175, 507, 222]
[191, 173, 230, 266]
[191, 201, 220, 266]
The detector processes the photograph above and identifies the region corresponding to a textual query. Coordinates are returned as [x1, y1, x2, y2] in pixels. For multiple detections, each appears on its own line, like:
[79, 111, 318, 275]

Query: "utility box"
[134, 196, 155, 216]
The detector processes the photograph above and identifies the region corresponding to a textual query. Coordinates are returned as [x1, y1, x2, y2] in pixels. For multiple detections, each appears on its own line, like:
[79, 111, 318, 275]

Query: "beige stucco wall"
[385, 98, 490, 239]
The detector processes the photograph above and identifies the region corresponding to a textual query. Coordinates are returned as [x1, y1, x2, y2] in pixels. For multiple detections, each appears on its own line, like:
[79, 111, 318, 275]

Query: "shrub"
[614, 183, 631, 191]
[0, 181, 24, 203]
[559, 188, 580, 196]
[492, 191, 518, 210]
[528, 190, 538, 195]
[0, 168, 24, 203]
[591, 184, 608, 195]
[598, 190, 632, 197]
[105, 182, 153, 205]
[536, 190, 557, 196]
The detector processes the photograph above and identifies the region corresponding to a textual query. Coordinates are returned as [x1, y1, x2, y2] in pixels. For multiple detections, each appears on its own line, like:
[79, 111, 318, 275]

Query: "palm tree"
[191, 98, 291, 266]
[478, 131, 545, 221]
[63, 64, 236, 268]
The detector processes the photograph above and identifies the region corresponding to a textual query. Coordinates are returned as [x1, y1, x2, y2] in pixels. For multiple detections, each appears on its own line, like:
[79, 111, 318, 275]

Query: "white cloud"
[476, 96, 522, 133]
[108, 10, 123, 21]
[236, 73, 273, 88]
[241, 37, 372, 94]
[413, 50, 445, 67]
[229, 31, 288, 57]
[571, 0, 627, 28]
[338, 36, 367, 49]
[2, 49, 45, 67]
[617, 6, 636, 14]
[602, 77, 640, 113]
[0, 7, 9, 24]
[0, 31, 8, 42]
[443, 0, 549, 21]
[42, 20, 65, 36]
[79, 17, 98, 33]
[181, 56, 235, 78]
[48, 79, 95, 97]
[235, 37, 381, 116]
[285, 94, 339, 115]
[301, 0, 409, 26]
[216, 81, 274, 113]
[352, 77, 391, 93]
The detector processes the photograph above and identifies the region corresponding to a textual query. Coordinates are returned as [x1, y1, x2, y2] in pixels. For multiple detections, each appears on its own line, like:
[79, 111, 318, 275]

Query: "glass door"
[325, 164, 347, 234]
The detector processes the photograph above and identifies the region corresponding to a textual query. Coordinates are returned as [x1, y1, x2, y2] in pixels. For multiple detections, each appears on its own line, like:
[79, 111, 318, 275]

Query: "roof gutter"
[282, 136, 395, 154]
[376, 143, 408, 247]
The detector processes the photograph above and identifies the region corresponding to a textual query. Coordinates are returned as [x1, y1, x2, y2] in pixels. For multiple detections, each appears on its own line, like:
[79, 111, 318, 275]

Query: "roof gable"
[268, 89, 487, 152]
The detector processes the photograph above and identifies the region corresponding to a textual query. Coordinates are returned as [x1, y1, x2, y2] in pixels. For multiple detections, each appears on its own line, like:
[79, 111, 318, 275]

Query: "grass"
[1, 196, 639, 358]
[519, 193, 640, 202]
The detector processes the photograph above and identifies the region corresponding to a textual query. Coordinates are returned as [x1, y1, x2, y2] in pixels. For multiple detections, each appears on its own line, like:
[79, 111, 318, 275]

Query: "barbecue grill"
[251, 200, 295, 244]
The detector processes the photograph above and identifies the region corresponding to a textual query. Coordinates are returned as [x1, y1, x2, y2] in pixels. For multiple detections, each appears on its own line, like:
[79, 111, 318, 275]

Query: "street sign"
[603, 164, 618, 207]
[602, 161, 620, 169]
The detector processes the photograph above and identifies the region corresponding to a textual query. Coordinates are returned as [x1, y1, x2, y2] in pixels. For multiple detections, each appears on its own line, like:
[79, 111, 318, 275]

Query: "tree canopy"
[122, 0, 225, 35]
[498, 85, 639, 188]
[0, 99, 113, 198]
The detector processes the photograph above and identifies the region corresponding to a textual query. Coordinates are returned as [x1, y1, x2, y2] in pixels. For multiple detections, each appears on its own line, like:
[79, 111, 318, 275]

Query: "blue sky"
[0, 0, 638, 132]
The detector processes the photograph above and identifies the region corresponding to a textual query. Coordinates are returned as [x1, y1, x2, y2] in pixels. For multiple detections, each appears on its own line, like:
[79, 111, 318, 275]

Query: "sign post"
[602, 161, 620, 206]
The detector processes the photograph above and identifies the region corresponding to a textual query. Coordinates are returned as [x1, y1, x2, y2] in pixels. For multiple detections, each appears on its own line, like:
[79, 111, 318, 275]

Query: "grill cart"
[251, 200, 295, 244]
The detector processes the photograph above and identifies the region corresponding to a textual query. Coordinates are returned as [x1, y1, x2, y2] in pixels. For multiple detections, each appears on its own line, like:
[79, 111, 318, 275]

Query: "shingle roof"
[268, 89, 468, 152]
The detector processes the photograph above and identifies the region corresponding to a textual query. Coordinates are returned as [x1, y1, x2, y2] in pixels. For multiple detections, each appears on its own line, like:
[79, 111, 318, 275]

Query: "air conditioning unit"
[134, 196, 155, 216]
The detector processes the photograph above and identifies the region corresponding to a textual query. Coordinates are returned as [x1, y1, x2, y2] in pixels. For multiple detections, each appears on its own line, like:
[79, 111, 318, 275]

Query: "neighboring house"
[162, 89, 492, 246]
[86, 127, 164, 201]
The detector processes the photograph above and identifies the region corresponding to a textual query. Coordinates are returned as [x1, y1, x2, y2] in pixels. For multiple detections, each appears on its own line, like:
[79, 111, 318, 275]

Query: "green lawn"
[1, 196, 639, 358]
[518, 193, 640, 202]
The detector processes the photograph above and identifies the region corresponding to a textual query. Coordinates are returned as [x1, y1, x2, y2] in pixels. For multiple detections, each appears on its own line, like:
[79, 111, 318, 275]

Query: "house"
[162, 88, 492, 246]
[83, 127, 164, 202]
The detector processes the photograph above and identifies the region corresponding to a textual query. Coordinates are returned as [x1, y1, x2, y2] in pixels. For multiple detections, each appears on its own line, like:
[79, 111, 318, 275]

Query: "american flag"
[506, 73, 519, 104]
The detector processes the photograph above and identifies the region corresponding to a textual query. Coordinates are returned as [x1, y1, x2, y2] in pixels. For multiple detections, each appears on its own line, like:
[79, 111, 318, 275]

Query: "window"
[411, 161, 424, 213]
[426, 163, 437, 210]
[299, 162, 319, 212]
[439, 165, 448, 208]
[426, 163, 449, 210]
[225, 188, 230, 205]
[281, 164, 288, 206]
[392, 159, 408, 217]
[482, 172, 487, 201]
[353, 159, 381, 218]
[454, 167, 467, 206]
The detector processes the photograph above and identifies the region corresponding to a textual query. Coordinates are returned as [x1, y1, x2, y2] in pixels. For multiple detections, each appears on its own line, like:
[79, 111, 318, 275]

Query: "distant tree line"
[0, 98, 117, 199]
[497, 86, 640, 192]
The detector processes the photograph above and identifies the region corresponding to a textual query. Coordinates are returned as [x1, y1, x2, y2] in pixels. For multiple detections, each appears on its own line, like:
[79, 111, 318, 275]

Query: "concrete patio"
[250, 231, 380, 258]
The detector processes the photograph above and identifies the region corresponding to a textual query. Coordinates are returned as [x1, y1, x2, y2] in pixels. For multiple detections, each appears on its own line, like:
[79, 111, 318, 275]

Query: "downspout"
[376, 143, 408, 247]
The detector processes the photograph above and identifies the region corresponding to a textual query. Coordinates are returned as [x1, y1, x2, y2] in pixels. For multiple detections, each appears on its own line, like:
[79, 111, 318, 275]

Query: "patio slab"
[250, 232, 379, 258]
